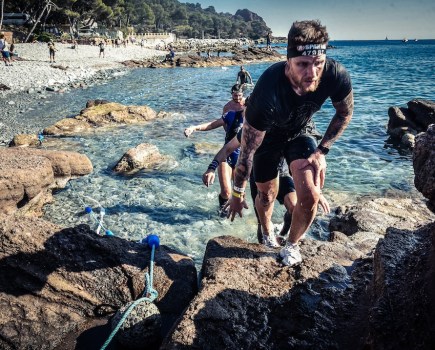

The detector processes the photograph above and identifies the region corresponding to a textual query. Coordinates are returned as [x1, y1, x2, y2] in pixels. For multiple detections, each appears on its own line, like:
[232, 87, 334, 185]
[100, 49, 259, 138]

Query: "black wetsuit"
[245, 58, 352, 182]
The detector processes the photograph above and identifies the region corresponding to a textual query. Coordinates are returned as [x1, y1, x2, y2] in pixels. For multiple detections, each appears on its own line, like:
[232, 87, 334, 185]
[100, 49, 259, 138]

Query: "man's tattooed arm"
[233, 121, 265, 189]
[321, 90, 354, 148]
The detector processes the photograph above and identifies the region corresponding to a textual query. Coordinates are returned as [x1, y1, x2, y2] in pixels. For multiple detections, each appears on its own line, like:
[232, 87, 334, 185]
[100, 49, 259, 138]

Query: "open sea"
[31, 39, 435, 267]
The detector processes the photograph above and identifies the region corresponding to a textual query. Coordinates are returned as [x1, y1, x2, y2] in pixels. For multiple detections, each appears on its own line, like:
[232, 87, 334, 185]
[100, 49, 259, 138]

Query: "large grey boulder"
[407, 99, 435, 129]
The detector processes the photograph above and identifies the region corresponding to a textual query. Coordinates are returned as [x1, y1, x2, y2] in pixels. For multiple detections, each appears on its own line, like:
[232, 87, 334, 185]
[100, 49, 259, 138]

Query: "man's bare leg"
[255, 177, 279, 236]
[287, 159, 321, 244]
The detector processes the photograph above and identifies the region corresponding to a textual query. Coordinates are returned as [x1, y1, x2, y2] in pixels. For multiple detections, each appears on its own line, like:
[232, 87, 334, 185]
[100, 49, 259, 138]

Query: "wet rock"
[0, 83, 11, 91]
[9, 134, 40, 147]
[413, 124, 435, 209]
[0, 148, 93, 216]
[369, 223, 435, 349]
[85, 99, 111, 108]
[43, 102, 158, 136]
[114, 143, 178, 173]
[386, 99, 434, 149]
[0, 215, 198, 350]
[161, 236, 371, 350]
[329, 197, 434, 236]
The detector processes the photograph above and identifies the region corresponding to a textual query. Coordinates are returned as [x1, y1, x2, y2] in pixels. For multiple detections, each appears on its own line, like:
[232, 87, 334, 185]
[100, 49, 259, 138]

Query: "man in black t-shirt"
[226, 20, 354, 266]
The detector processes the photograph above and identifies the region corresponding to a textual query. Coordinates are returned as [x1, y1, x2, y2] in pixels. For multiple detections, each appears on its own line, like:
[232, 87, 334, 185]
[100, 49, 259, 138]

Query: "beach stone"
[114, 143, 178, 173]
[112, 300, 162, 350]
[413, 124, 435, 209]
[9, 134, 40, 147]
[400, 132, 415, 148]
[0, 83, 11, 90]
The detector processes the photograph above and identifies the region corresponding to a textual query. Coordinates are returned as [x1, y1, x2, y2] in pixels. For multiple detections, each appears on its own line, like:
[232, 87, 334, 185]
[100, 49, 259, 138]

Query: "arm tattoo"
[234, 122, 265, 188]
[321, 90, 354, 148]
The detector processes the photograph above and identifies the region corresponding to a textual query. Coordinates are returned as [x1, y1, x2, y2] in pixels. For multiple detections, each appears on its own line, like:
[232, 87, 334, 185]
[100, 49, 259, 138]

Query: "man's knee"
[298, 186, 321, 209]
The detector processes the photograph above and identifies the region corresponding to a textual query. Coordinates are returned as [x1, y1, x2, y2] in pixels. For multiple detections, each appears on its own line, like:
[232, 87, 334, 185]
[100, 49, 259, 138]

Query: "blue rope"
[100, 244, 158, 350]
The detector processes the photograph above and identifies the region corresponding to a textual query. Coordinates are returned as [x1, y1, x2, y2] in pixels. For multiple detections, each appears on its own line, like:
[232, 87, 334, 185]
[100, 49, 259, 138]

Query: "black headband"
[287, 43, 327, 58]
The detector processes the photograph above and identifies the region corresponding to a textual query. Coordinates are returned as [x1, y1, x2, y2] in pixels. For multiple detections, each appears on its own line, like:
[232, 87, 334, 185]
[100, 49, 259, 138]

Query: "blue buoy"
[105, 230, 114, 236]
[146, 235, 160, 249]
[85, 206, 92, 214]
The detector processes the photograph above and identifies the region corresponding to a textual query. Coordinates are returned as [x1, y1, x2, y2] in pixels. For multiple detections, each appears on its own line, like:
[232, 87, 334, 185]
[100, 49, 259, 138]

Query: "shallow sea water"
[34, 40, 435, 267]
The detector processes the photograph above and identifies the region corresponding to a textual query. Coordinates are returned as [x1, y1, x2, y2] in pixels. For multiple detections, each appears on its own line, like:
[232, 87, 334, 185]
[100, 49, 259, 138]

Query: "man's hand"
[202, 170, 215, 187]
[224, 195, 249, 221]
[184, 127, 194, 137]
[298, 150, 327, 188]
[318, 193, 330, 214]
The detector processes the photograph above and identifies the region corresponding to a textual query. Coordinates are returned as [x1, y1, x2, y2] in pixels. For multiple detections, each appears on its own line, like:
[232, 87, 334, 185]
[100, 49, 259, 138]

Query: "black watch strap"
[317, 144, 329, 155]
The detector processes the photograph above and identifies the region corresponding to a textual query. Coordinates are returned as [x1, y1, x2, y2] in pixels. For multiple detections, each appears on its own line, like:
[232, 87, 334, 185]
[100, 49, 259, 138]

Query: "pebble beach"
[0, 42, 164, 144]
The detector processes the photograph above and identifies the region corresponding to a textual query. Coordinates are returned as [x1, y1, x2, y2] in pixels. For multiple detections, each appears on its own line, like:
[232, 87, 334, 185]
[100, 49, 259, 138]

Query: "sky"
[180, 0, 435, 40]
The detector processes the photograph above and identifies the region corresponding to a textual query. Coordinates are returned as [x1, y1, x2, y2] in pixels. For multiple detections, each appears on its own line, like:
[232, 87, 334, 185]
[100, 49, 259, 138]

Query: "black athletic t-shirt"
[245, 58, 352, 142]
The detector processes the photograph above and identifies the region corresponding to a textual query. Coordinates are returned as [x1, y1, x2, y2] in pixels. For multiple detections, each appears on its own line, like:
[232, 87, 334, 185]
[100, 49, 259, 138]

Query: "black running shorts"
[253, 135, 317, 183]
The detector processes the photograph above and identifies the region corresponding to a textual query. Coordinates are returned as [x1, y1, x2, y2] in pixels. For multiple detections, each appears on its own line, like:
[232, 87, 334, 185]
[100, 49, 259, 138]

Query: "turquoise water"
[38, 40, 435, 266]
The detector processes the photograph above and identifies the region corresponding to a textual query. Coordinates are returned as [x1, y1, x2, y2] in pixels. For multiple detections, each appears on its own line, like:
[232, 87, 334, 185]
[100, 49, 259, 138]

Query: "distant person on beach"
[184, 84, 245, 216]
[236, 66, 253, 88]
[165, 46, 175, 62]
[98, 41, 105, 58]
[266, 33, 272, 50]
[48, 41, 57, 63]
[226, 19, 354, 266]
[203, 128, 330, 247]
[0, 34, 13, 66]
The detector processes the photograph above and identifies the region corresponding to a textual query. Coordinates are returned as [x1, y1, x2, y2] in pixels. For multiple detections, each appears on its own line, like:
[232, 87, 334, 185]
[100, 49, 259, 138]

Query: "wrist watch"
[317, 144, 329, 155]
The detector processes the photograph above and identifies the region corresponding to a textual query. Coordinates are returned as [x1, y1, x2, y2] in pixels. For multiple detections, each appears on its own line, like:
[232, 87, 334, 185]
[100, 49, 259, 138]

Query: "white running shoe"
[279, 243, 302, 266]
[262, 233, 280, 248]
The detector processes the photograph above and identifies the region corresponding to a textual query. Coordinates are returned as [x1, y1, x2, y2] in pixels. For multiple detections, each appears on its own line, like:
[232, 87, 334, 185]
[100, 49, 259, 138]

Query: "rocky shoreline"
[0, 99, 434, 349]
[0, 42, 283, 146]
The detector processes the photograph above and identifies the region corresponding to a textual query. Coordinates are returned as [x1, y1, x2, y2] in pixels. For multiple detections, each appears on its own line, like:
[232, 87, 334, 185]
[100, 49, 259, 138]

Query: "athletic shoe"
[262, 232, 280, 248]
[280, 243, 302, 266]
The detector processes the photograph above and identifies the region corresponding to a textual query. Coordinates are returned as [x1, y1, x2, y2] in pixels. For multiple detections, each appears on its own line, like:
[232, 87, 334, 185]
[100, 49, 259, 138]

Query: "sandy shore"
[0, 42, 164, 95]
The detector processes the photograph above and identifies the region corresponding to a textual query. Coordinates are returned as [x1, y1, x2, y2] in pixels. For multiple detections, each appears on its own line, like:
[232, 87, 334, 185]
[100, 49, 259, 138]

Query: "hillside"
[2, 0, 271, 39]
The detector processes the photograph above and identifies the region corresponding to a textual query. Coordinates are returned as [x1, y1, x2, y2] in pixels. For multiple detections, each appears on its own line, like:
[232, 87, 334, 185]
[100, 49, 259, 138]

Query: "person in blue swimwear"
[184, 84, 245, 215]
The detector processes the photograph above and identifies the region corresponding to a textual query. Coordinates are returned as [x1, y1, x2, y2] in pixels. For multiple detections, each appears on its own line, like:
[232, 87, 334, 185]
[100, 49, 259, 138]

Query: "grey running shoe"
[262, 233, 280, 248]
[280, 243, 302, 266]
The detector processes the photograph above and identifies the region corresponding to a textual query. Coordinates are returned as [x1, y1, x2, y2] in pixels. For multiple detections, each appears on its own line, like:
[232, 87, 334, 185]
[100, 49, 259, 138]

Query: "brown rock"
[43, 102, 158, 136]
[9, 134, 40, 147]
[113, 143, 178, 173]
[0, 148, 93, 216]
[0, 215, 197, 350]
[387, 106, 420, 132]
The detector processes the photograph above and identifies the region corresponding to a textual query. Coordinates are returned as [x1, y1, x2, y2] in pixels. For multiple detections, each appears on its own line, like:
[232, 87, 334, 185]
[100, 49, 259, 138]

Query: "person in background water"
[266, 32, 272, 50]
[48, 41, 57, 63]
[98, 40, 105, 58]
[226, 20, 354, 266]
[236, 66, 253, 88]
[184, 84, 245, 216]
